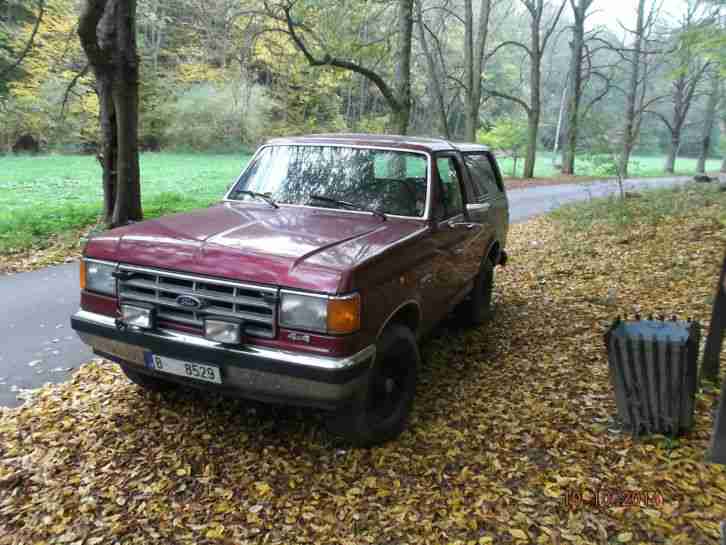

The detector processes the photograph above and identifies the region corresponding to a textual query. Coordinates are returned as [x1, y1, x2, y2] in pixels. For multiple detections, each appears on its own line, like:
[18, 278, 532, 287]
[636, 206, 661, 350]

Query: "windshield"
[228, 145, 429, 217]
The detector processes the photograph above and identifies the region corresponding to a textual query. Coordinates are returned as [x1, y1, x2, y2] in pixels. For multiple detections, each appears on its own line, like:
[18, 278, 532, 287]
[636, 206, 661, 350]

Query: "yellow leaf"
[509, 529, 528, 541]
[254, 481, 272, 496]
[205, 526, 225, 540]
[617, 533, 633, 543]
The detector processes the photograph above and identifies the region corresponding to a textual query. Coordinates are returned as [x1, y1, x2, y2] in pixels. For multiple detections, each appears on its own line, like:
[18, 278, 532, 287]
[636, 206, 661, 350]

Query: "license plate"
[144, 353, 222, 384]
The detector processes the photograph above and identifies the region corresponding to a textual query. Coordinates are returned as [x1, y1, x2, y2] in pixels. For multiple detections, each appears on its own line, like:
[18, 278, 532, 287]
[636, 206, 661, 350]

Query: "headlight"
[204, 318, 242, 344]
[121, 303, 153, 329]
[279, 292, 360, 335]
[81, 259, 117, 296]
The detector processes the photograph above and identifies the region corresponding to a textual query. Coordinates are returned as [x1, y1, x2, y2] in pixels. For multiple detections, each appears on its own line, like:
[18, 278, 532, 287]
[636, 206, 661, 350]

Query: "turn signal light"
[327, 294, 361, 334]
[79, 260, 86, 290]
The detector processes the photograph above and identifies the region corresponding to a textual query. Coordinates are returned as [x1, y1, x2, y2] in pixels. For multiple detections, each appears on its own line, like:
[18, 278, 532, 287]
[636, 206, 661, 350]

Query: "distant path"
[507, 175, 692, 223]
[0, 175, 695, 407]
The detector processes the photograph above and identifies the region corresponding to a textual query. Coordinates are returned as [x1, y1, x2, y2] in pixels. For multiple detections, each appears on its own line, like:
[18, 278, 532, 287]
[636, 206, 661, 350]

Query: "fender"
[376, 299, 422, 340]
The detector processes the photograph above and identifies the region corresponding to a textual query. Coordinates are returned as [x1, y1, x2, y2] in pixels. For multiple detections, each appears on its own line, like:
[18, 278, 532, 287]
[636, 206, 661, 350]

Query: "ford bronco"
[71, 134, 509, 446]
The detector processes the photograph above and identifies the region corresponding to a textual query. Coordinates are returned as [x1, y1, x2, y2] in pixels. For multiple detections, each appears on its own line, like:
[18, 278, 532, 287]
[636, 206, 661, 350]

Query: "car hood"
[84, 203, 427, 293]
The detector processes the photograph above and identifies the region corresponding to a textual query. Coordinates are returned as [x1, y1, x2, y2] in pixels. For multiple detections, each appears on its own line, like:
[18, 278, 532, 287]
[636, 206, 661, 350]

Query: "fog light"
[204, 318, 242, 344]
[121, 304, 153, 329]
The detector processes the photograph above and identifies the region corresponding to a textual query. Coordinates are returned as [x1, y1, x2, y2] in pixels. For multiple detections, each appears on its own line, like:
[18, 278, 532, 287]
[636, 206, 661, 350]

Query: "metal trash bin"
[605, 317, 701, 437]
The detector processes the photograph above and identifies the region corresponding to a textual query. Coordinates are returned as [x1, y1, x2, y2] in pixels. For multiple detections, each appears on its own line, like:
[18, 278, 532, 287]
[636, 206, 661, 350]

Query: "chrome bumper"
[71, 310, 375, 409]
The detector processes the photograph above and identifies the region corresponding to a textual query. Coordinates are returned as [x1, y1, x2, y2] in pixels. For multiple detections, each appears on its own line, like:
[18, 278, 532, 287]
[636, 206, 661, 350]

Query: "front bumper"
[71, 310, 375, 410]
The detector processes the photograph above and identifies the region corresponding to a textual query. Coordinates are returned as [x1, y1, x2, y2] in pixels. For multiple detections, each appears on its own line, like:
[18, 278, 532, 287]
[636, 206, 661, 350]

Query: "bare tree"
[416, 0, 449, 137]
[463, 0, 492, 142]
[78, 0, 142, 227]
[697, 69, 721, 174]
[617, 0, 666, 178]
[646, 6, 711, 173]
[484, 0, 567, 178]
[560, 0, 594, 175]
[0, 0, 45, 82]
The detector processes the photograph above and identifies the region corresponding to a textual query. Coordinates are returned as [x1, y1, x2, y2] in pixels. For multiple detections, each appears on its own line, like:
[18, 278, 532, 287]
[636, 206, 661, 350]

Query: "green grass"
[550, 183, 726, 233]
[0, 153, 251, 252]
[497, 151, 723, 178]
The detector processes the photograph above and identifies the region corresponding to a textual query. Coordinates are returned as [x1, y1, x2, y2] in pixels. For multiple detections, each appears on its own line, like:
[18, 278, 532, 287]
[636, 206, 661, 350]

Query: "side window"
[464, 153, 503, 196]
[435, 156, 464, 219]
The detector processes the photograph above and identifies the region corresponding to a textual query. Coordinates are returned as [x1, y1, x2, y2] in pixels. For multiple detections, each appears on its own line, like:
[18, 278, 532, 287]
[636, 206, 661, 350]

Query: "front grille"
[118, 265, 278, 339]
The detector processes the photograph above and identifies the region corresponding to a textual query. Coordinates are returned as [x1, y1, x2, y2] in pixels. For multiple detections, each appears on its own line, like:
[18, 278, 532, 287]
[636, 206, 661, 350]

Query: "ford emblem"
[176, 295, 203, 309]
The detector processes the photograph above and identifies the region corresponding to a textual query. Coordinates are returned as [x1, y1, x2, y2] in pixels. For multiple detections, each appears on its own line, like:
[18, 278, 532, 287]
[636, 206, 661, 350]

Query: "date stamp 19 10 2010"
[561, 486, 665, 511]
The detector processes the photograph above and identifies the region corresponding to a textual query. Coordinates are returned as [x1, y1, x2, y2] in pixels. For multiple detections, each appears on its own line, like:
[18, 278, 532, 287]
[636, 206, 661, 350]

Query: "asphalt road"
[0, 176, 693, 407]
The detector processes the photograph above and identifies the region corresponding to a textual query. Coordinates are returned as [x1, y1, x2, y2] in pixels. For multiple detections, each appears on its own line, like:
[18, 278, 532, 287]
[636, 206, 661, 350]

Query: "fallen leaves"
[1, 199, 726, 544]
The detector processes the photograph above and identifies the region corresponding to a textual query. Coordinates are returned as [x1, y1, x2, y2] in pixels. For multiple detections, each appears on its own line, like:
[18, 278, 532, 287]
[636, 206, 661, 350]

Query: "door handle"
[466, 202, 491, 212]
[447, 221, 478, 230]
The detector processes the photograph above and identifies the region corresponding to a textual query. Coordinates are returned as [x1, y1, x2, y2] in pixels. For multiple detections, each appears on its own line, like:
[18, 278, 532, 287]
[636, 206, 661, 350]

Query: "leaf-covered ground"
[2, 193, 726, 544]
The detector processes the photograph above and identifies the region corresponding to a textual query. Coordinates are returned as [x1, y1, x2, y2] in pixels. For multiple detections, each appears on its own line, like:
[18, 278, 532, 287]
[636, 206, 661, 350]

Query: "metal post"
[705, 249, 726, 464]
[702, 250, 726, 382]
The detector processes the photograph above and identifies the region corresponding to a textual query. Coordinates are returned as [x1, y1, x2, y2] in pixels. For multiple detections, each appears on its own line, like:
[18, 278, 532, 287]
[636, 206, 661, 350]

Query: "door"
[462, 152, 509, 248]
[426, 153, 485, 316]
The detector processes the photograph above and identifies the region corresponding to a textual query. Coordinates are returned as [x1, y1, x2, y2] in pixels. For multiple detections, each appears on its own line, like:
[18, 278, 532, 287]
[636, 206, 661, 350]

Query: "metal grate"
[118, 264, 278, 339]
[605, 317, 700, 437]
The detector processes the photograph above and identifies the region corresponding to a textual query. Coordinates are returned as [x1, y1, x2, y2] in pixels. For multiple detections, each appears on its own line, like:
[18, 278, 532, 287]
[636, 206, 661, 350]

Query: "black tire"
[328, 324, 419, 447]
[121, 364, 177, 393]
[460, 256, 495, 326]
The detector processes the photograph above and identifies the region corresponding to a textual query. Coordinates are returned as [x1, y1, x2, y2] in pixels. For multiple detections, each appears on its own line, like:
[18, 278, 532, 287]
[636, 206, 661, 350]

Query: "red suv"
[71, 134, 509, 445]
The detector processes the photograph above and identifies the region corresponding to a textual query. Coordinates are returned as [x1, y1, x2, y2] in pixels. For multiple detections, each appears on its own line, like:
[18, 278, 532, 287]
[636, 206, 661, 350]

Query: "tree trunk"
[463, 0, 492, 142]
[620, 0, 646, 180]
[561, 0, 587, 175]
[524, 108, 539, 178]
[464, 0, 474, 140]
[664, 135, 679, 174]
[78, 0, 142, 228]
[698, 74, 721, 174]
[416, 0, 449, 138]
[523, 30, 541, 179]
[392, 0, 413, 135]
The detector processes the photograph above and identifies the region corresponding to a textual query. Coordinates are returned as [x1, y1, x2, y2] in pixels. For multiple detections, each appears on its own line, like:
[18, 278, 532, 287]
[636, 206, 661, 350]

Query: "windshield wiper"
[230, 189, 278, 209]
[309, 194, 386, 220]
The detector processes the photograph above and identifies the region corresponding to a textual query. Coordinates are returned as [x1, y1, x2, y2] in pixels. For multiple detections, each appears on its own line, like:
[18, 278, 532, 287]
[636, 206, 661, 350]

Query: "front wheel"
[328, 324, 419, 447]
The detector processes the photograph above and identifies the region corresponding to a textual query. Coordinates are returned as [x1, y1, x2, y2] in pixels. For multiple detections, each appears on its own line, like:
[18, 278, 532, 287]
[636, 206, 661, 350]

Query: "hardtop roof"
[264, 133, 490, 154]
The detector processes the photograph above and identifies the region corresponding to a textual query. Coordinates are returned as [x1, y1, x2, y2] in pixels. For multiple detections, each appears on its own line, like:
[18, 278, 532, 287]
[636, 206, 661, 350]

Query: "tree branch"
[58, 64, 90, 121]
[281, 3, 400, 110]
[485, 40, 533, 62]
[482, 87, 531, 114]
[0, 0, 45, 81]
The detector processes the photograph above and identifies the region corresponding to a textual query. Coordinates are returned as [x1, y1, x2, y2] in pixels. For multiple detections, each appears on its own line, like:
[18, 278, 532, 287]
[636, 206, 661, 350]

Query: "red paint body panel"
[85, 203, 425, 294]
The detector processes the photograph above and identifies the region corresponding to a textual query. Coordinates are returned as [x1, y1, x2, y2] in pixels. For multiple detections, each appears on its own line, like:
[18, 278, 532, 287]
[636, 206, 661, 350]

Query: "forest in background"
[1, 0, 725, 179]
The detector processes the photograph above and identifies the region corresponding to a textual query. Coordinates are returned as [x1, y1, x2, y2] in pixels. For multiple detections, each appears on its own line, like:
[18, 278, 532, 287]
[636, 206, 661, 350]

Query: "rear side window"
[464, 153, 504, 196]
[435, 156, 464, 219]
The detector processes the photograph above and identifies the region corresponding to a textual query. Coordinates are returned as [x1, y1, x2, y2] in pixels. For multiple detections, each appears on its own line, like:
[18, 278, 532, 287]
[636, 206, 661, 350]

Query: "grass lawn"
[2, 185, 725, 543]
[496, 151, 723, 178]
[0, 152, 251, 253]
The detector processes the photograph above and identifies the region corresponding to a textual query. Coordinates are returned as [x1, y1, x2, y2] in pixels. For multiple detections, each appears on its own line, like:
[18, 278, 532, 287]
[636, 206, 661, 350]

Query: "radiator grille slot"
[118, 265, 278, 339]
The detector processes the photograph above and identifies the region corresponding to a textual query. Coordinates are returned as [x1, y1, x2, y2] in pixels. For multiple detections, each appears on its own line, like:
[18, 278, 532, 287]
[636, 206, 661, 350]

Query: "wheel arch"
[376, 300, 422, 340]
